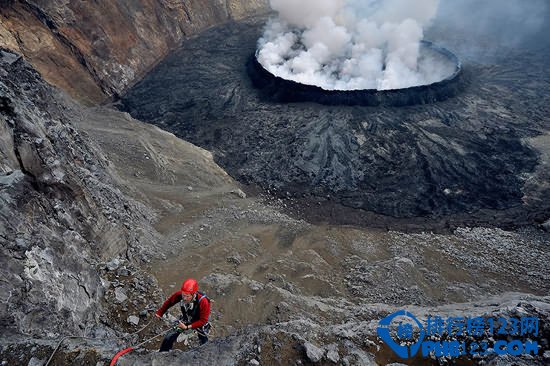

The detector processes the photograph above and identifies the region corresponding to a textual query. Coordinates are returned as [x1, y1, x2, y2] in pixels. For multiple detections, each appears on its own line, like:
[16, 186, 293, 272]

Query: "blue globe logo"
[377, 310, 426, 359]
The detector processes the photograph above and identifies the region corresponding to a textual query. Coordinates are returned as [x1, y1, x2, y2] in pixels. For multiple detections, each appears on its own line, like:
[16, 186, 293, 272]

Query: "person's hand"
[155, 313, 161, 319]
[178, 321, 188, 330]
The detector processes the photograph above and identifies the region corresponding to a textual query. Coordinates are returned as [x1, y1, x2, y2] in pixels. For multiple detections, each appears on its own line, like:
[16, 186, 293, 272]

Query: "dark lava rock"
[119, 17, 550, 227]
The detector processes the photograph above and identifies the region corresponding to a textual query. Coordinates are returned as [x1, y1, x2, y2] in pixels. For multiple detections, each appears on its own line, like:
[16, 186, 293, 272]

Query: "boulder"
[304, 342, 324, 363]
[127, 315, 140, 326]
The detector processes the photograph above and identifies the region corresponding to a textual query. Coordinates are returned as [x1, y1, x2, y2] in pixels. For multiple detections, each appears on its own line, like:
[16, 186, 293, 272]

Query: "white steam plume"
[257, 0, 453, 90]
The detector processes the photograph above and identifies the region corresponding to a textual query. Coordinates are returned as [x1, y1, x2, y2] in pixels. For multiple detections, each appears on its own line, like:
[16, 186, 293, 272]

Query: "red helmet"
[181, 278, 198, 295]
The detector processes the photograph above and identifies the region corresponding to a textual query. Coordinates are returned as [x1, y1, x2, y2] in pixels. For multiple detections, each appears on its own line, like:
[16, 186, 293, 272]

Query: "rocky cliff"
[0, 46, 162, 346]
[0, 0, 268, 104]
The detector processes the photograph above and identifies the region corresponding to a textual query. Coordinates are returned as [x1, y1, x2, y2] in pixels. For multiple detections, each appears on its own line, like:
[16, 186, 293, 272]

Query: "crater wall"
[248, 41, 463, 107]
[0, 0, 269, 104]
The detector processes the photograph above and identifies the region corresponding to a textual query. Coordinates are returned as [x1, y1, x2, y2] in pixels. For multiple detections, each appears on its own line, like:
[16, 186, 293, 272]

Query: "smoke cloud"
[257, 0, 455, 91]
[433, 0, 549, 60]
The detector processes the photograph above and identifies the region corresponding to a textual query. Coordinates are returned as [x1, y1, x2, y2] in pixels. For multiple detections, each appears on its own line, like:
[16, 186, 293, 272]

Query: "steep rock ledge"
[0, 48, 158, 339]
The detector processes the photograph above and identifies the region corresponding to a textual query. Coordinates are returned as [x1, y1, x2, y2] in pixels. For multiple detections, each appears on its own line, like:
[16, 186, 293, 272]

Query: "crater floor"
[120, 16, 550, 228]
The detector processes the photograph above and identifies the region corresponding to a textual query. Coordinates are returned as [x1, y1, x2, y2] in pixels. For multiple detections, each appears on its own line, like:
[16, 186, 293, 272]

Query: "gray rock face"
[106, 258, 122, 272]
[0, 49, 156, 338]
[127, 315, 139, 326]
[115, 288, 128, 303]
[304, 342, 324, 363]
[326, 344, 340, 363]
[27, 357, 45, 366]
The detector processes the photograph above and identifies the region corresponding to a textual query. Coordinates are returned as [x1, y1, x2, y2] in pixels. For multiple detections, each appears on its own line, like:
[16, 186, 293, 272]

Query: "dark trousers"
[159, 325, 209, 352]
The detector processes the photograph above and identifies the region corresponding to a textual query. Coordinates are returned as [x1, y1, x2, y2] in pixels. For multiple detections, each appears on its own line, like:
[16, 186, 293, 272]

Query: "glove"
[174, 321, 188, 332]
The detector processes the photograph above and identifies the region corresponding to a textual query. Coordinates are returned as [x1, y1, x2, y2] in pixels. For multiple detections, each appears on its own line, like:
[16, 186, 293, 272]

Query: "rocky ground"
[65, 95, 550, 365]
[1, 6, 549, 366]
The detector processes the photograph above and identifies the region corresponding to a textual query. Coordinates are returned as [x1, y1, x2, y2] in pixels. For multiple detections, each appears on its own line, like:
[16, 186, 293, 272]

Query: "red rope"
[109, 347, 134, 366]
[109, 324, 174, 365]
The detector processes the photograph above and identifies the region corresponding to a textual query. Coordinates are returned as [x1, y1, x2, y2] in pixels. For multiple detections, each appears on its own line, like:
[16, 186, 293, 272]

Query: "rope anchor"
[110, 327, 172, 366]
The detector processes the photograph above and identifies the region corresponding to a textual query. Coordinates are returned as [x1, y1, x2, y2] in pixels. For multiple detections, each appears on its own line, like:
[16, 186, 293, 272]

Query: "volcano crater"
[248, 40, 463, 107]
[120, 17, 550, 228]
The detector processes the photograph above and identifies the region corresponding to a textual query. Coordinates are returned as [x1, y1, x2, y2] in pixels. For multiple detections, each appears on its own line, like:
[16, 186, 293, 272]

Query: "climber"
[155, 278, 211, 351]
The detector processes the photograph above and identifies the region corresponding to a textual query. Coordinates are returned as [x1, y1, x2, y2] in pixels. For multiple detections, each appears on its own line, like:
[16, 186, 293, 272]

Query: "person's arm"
[155, 291, 182, 317]
[189, 298, 210, 329]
